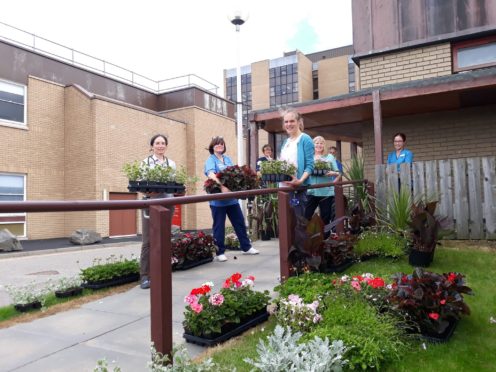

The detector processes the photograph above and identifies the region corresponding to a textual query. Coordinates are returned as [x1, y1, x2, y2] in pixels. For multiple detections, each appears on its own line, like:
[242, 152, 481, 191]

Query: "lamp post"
[230, 13, 246, 166]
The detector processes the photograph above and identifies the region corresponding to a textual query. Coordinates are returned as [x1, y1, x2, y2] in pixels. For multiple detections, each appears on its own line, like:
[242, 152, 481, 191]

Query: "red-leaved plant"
[204, 165, 258, 194]
[172, 231, 216, 269]
[386, 268, 473, 335]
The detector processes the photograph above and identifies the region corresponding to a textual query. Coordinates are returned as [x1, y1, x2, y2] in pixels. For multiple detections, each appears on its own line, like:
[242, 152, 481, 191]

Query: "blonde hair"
[313, 136, 325, 144]
[280, 107, 304, 131]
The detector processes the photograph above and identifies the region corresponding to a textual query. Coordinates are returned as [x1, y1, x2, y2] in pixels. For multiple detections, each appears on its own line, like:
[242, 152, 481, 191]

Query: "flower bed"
[183, 273, 270, 346]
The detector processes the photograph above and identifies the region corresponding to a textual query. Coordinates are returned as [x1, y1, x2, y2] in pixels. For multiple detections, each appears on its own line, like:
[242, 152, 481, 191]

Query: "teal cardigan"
[280, 133, 315, 185]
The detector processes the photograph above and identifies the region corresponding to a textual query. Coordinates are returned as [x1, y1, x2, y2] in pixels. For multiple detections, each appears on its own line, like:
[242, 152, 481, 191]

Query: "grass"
[0, 282, 137, 328]
[199, 244, 496, 372]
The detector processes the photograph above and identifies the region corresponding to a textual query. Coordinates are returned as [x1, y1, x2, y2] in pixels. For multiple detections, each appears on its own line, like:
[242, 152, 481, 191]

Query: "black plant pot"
[261, 174, 292, 182]
[55, 286, 84, 298]
[14, 301, 42, 313]
[82, 272, 140, 290]
[312, 169, 327, 176]
[260, 230, 272, 241]
[421, 317, 459, 343]
[409, 250, 434, 267]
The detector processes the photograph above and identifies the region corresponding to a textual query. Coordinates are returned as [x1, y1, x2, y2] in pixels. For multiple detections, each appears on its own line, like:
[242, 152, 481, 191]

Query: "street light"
[229, 12, 247, 166]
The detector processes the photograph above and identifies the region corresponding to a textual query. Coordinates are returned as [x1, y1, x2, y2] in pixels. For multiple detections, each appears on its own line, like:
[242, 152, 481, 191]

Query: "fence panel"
[452, 159, 469, 239]
[412, 162, 425, 201]
[399, 163, 411, 192]
[482, 157, 496, 239]
[467, 158, 483, 239]
[375, 156, 496, 240]
[375, 164, 387, 214]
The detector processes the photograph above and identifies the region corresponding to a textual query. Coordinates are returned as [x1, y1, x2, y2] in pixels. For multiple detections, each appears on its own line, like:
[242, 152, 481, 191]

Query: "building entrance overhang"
[249, 66, 496, 160]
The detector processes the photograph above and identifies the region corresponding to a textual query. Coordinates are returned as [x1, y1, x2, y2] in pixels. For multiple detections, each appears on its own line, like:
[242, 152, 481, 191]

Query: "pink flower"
[247, 275, 255, 281]
[440, 299, 446, 305]
[351, 280, 362, 291]
[209, 293, 224, 306]
[313, 314, 322, 323]
[190, 302, 203, 314]
[287, 294, 303, 305]
[184, 294, 198, 305]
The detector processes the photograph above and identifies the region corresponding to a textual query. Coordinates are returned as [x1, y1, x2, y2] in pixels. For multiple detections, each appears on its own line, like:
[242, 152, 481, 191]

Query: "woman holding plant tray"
[305, 136, 340, 238]
[279, 108, 314, 213]
[139, 134, 177, 289]
[204, 136, 259, 262]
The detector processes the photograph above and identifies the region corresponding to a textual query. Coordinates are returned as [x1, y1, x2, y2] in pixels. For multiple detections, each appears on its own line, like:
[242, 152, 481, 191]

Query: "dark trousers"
[210, 203, 251, 255]
[140, 204, 175, 278]
[304, 195, 335, 238]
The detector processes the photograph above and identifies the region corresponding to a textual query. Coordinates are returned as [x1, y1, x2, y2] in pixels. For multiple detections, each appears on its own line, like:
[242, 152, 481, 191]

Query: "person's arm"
[205, 156, 230, 192]
[327, 157, 341, 178]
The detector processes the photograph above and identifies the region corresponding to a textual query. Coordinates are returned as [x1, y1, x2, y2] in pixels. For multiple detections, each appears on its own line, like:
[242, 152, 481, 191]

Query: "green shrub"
[274, 273, 336, 302]
[354, 230, 408, 259]
[305, 293, 408, 370]
[80, 254, 139, 283]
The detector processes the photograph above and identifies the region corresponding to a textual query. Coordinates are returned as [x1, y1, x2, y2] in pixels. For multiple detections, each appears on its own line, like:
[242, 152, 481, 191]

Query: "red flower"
[352, 275, 364, 282]
[447, 273, 457, 283]
[368, 277, 385, 288]
[440, 299, 446, 305]
[428, 312, 440, 320]
[231, 273, 242, 285]
[190, 287, 203, 296]
[201, 285, 211, 294]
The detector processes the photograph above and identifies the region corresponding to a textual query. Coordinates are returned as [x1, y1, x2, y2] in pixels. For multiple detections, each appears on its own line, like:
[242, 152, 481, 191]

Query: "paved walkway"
[0, 239, 281, 372]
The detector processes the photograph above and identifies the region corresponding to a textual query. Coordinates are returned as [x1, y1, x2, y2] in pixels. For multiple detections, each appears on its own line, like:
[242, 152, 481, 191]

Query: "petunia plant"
[183, 273, 270, 337]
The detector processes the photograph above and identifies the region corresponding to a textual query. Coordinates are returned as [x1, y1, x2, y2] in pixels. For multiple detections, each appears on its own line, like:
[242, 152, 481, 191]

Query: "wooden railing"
[0, 179, 370, 359]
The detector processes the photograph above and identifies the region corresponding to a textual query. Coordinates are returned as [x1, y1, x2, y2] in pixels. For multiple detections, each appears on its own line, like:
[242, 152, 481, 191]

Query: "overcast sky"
[1, 0, 352, 94]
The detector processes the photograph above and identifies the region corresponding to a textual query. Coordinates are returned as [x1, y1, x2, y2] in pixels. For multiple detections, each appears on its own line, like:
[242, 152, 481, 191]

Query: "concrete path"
[0, 240, 280, 372]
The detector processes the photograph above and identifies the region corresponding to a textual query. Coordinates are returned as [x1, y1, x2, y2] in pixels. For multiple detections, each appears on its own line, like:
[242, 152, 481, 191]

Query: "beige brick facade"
[359, 43, 452, 89]
[1, 76, 237, 239]
[318, 55, 350, 97]
[251, 60, 270, 110]
[297, 52, 314, 102]
[361, 104, 496, 181]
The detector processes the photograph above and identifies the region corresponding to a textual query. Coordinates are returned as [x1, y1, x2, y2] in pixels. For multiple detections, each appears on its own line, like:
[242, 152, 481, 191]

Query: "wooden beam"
[372, 90, 384, 165]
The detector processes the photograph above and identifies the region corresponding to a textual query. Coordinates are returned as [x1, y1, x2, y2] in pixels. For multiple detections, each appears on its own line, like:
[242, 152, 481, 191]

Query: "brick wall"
[251, 60, 270, 110]
[297, 52, 314, 102]
[362, 104, 496, 181]
[359, 43, 452, 89]
[318, 55, 350, 97]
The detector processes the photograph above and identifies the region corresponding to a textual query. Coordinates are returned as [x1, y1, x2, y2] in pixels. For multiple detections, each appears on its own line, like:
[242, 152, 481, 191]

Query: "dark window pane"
[0, 101, 24, 123]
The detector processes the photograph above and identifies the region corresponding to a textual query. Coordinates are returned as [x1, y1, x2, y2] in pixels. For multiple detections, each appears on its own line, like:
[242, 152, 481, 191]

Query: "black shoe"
[140, 277, 150, 289]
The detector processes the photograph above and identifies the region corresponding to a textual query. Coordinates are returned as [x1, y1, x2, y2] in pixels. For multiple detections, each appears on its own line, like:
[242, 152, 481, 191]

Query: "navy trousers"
[210, 203, 251, 255]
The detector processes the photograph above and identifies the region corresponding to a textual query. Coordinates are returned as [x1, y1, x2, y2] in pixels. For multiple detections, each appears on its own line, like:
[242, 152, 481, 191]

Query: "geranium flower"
[351, 281, 362, 291]
[247, 275, 255, 281]
[428, 312, 439, 320]
[368, 277, 385, 288]
[184, 294, 198, 305]
[190, 302, 203, 314]
[209, 293, 224, 306]
[201, 281, 214, 289]
[241, 278, 254, 288]
[440, 299, 446, 305]
[447, 273, 457, 283]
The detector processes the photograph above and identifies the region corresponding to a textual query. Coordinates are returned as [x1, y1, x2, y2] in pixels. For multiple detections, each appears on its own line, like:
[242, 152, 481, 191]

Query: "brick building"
[0, 28, 243, 239]
[249, 0, 496, 181]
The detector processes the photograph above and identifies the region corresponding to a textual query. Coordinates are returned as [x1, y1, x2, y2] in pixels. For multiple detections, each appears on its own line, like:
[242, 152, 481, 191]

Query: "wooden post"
[149, 205, 173, 361]
[249, 121, 259, 170]
[372, 90, 383, 165]
[278, 190, 291, 282]
[335, 184, 345, 234]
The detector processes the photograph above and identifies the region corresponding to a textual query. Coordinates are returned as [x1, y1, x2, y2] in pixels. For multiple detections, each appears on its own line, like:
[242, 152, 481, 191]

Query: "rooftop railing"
[0, 21, 219, 95]
[0, 179, 371, 362]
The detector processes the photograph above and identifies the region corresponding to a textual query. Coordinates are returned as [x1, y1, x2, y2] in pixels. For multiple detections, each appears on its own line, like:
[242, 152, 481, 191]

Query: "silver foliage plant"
[244, 325, 347, 372]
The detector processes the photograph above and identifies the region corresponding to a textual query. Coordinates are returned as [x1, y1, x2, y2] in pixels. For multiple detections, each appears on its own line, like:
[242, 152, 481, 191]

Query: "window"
[0, 80, 26, 125]
[453, 36, 496, 72]
[269, 63, 298, 108]
[0, 173, 26, 237]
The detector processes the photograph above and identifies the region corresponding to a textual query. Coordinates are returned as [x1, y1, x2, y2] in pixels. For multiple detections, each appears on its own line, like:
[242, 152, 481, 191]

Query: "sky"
[1, 0, 353, 95]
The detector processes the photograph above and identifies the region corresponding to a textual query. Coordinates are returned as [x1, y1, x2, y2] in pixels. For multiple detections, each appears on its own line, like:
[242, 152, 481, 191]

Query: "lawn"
[198, 245, 496, 371]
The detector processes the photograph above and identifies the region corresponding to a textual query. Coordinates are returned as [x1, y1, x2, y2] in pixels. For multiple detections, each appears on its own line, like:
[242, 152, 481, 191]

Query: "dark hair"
[330, 146, 337, 151]
[150, 134, 168, 147]
[262, 144, 272, 152]
[208, 136, 226, 154]
[392, 133, 406, 142]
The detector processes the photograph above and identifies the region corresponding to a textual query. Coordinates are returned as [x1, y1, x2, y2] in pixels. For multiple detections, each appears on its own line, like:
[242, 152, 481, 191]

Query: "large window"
[0, 174, 26, 237]
[226, 73, 252, 136]
[453, 36, 496, 72]
[269, 63, 298, 108]
[0, 80, 26, 126]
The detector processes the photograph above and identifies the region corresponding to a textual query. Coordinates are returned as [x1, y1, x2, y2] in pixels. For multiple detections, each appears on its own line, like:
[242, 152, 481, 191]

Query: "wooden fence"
[375, 156, 496, 240]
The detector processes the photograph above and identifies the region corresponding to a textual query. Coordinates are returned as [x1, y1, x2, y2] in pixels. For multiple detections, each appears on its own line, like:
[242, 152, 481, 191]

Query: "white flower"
[201, 281, 214, 289]
[490, 316, 496, 324]
[340, 275, 350, 282]
[241, 279, 254, 288]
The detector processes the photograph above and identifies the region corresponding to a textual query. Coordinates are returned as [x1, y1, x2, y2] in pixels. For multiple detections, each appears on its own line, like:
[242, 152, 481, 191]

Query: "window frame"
[0, 79, 27, 128]
[452, 35, 496, 73]
[0, 173, 27, 237]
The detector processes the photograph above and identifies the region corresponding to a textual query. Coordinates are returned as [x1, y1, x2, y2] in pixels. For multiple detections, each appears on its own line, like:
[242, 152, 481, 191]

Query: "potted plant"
[50, 276, 84, 298]
[321, 233, 356, 273]
[386, 268, 473, 342]
[122, 160, 142, 191]
[224, 232, 240, 250]
[408, 200, 451, 267]
[312, 158, 332, 176]
[260, 159, 296, 183]
[204, 165, 258, 194]
[80, 254, 140, 290]
[6, 282, 49, 312]
[354, 229, 407, 261]
[183, 273, 270, 346]
[172, 231, 216, 270]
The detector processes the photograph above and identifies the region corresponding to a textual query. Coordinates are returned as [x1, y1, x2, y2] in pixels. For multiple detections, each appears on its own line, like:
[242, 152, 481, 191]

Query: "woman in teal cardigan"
[279, 108, 314, 211]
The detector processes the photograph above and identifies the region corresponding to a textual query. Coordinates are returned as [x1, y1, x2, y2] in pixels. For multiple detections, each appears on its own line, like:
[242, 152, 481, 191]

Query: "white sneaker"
[242, 248, 259, 255]
[216, 254, 228, 262]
